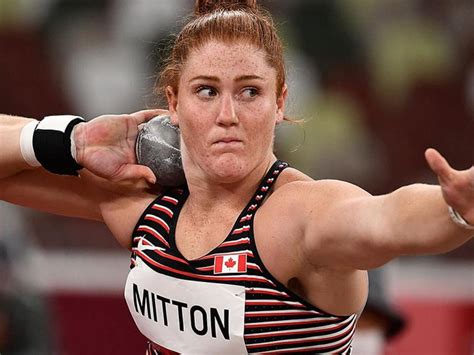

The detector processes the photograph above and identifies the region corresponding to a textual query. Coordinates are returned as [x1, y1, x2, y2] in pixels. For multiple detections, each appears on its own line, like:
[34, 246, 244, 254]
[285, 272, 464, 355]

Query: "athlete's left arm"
[300, 148, 473, 270]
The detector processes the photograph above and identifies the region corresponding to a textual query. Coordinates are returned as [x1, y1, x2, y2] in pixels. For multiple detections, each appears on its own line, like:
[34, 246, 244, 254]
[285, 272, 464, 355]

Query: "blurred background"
[0, 0, 472, 354]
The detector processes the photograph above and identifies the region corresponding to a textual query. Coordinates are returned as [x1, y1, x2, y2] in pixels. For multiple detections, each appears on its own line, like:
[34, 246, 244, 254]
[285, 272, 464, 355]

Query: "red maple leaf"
[225, 257, 236, 268]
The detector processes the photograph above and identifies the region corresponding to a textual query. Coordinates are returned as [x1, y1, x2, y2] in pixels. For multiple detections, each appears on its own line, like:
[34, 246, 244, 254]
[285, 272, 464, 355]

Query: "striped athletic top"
[127, 161, 357, 354]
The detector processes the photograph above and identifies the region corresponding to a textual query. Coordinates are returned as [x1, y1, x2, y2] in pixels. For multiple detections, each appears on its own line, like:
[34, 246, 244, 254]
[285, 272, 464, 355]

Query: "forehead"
[181, 40, 276, 81]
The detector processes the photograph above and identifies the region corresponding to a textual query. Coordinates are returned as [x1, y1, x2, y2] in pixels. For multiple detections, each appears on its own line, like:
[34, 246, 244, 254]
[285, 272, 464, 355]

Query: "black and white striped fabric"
[130, 161, 356, 354]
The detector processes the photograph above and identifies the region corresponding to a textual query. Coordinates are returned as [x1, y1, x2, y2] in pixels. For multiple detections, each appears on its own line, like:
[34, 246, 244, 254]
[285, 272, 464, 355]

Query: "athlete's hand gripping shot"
[0, 0, 472, 353]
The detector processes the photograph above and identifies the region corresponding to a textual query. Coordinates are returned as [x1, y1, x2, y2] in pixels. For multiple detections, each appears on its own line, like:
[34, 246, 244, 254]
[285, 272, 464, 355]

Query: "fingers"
[113, 164, 157, 185]
[131, 109, 170, 125]
[425, 148, 455, 184]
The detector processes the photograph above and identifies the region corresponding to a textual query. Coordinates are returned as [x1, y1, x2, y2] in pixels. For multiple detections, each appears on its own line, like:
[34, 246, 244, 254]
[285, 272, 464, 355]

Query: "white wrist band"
[20, 120, 41, 167]
[448, 206, 474, 230]
[70, 125, 79, 161]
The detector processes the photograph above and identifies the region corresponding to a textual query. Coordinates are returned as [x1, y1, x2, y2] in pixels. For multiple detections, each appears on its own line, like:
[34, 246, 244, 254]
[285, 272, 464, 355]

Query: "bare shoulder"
[264, 170, 372, 262]
[254, 168, 369, 315]
[254, 168, 368, 269]
[258, 169, 370, 254]
[269, 168, 371, 214]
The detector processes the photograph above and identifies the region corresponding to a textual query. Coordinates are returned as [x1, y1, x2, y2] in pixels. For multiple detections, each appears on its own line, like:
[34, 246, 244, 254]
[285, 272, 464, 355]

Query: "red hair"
[156, 0, 286, 100]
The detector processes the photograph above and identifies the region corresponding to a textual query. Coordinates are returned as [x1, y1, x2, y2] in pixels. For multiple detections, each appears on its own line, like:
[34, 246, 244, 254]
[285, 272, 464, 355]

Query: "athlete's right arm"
[0, 112, 162, 248]
[0, 110, 165, 181]
[0, 114, 107, 220]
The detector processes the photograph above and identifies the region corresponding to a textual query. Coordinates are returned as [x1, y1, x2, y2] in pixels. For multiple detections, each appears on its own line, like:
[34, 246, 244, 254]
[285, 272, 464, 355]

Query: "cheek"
[179, 118, 212, 155]
[181, 123, 206, 150]
[245, 102, 277, 134]
[244, 119, 276, 153]
[177, 101, 207, 133]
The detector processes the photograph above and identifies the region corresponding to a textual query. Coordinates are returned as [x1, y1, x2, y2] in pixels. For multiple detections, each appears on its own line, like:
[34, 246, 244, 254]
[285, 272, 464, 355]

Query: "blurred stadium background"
[0, 0, 472, 354]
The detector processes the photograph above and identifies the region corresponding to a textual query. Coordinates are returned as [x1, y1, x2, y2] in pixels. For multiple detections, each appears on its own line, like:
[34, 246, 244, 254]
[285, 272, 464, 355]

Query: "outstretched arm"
[301, 148, 473, 270]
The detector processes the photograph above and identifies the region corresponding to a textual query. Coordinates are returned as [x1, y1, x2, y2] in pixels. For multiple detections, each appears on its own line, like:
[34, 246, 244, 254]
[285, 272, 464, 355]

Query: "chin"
[207, 154, 251, 183]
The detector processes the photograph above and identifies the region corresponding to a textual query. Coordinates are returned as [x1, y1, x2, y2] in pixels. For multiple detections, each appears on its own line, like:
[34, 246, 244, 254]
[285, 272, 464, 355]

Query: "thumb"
[425, 148, 455, 185]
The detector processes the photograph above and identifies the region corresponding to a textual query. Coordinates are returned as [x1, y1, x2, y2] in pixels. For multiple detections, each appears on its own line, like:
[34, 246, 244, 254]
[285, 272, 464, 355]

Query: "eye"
[240, 87, 259, 99]
[196, 86, 218, 98]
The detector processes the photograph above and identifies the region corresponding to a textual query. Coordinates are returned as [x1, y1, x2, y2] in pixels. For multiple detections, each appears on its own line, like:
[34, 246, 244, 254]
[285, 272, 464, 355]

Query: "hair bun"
[195, 0, 257, 15]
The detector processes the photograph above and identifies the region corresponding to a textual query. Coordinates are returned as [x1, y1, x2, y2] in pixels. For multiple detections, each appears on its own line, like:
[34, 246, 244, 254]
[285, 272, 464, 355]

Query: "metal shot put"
[136, 115, 185, 186]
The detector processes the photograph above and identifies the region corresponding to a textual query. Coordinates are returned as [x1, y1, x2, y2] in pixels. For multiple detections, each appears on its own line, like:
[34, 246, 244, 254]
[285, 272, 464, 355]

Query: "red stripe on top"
[137, 226, 170, 248]
[144, 214, 170, 233]
[232, 226, 250, 235]
[135, 250, 275, 285]
[152, 248, 189, 265]
[245, 317, 335, 329]
[246, 263, 262, 272]
[245, 300, 306, 308]
[245, 310, 321, 318]
[161, 196, 178, 205]
[244, 320, 349, 339]
[133, 237, 152, 246]
[240, 214, 253, 222]
[246, 290, 289, 298]
[152, 204, 173, 217]
[220, 238, 250, 248]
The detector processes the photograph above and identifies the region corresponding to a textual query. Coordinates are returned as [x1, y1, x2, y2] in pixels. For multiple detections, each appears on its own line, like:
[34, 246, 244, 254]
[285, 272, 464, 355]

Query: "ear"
[166, 86, 179, 125]
[276, 84, 288, 124]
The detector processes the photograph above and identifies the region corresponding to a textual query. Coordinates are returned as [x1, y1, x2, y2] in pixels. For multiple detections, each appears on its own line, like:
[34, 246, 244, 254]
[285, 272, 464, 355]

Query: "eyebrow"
[189, 75, 265, 83]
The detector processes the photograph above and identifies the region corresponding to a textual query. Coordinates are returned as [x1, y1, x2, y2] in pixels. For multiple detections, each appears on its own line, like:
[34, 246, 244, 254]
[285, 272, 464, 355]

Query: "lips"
[213, 137, 242, 144]
[212, 137, 243, 149]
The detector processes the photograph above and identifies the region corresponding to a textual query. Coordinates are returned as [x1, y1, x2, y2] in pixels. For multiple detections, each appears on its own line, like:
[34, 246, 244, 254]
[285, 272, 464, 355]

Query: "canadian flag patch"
[214, 254, 247, 274]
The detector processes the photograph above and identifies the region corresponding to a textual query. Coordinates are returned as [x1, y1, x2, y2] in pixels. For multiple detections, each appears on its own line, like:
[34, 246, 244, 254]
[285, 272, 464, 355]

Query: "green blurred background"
[0, 0, 472, 354]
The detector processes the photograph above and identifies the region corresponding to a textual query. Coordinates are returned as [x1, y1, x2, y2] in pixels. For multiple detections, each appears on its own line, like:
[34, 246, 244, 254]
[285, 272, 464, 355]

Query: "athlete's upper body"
[0, 0, 473, 353]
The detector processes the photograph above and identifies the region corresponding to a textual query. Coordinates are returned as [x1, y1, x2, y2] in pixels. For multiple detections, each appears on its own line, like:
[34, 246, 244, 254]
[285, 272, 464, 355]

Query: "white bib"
[124, 259, 247, 354]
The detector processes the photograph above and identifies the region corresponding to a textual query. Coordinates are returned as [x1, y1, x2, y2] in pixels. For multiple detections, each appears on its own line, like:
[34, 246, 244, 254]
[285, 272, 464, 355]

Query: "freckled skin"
[167, 40, 286, 185]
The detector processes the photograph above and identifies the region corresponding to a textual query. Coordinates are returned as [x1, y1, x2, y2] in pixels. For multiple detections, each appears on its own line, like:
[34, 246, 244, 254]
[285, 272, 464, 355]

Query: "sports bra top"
[125, 160, 357, 354]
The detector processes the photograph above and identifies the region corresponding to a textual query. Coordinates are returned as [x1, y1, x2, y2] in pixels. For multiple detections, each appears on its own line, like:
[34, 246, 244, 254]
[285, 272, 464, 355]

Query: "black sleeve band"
[32, 116, 85, 176]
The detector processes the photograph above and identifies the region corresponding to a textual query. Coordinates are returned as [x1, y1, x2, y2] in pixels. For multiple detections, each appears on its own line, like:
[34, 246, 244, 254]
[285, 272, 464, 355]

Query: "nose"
[215, 93, 238, 126]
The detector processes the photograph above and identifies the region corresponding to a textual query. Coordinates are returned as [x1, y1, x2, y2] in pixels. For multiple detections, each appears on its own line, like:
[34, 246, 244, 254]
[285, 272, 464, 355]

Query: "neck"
[183, 155, 276, 213]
